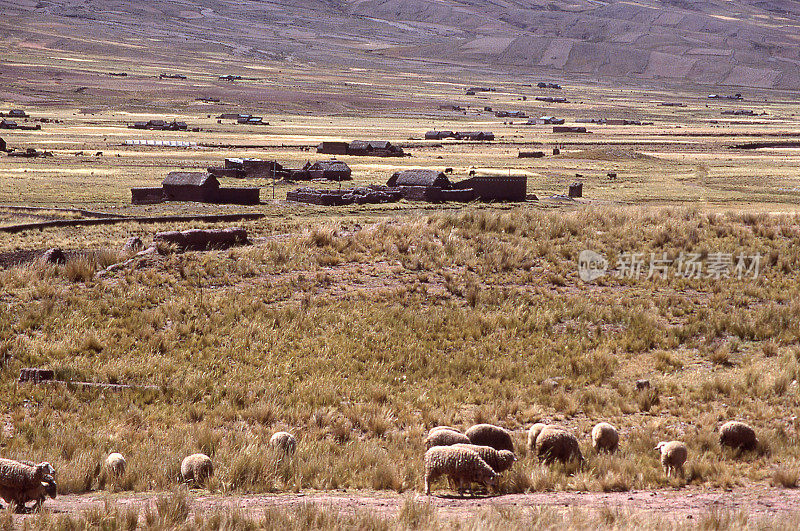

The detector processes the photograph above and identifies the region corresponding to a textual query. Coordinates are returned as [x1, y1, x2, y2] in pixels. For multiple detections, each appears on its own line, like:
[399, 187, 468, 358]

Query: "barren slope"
[2, 0, 800, 88]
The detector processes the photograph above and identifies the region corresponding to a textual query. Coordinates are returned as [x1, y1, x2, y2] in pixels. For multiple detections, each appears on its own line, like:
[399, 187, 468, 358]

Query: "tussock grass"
[1, 206, 800, 495]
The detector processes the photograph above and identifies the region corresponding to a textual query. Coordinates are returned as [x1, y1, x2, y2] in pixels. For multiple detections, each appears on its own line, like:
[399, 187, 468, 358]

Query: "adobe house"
[317, 141, 349, 155]
[386, 169, 475, 202]
[162, 172, 220, 202]
[452, 175, 527, 202]
[307, 160, 352, 181]
[348, 140, 404, 157]
[132, 172, 259, 204]
[7, 110, 27, 118]
[453, 131, 495, 141]
[387, 169, 451, 188]
[425, 131, 454, 140]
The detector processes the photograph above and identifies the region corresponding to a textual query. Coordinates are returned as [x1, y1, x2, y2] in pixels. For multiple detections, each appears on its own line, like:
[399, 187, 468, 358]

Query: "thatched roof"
[387, 169, 450, 188]
[163, 172, 219, 187]
[350, 140, 393, 151]
[308, 160, 351, 173]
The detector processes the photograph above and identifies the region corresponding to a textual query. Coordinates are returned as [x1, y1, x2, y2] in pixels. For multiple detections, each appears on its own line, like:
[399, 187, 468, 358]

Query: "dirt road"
[23, 486, 800, 523]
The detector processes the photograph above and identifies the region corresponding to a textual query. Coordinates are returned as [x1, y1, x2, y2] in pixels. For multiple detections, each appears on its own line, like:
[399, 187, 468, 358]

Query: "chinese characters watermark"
[579, 250, 761, 282]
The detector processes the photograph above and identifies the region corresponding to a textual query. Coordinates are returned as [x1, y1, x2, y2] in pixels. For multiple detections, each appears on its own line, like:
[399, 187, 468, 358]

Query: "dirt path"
[24, 487, 800, 523]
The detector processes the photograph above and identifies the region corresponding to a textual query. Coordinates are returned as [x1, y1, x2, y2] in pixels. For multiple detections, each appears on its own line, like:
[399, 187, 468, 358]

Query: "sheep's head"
[42, 476, 57, 499]
[38, 462, 56, 476]
[655, 442, 667, 452]
[497, 450, 516, 472]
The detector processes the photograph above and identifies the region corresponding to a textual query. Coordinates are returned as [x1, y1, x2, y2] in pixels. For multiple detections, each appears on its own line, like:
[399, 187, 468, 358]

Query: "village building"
[528, 116, 564, 125]
[316, 141, 349, 155]
[452, 175, 527, 202]
[306, 160, 352, 181]
[162, 172, 220, 202]
[453, 131, 495, 141]
[425, 131, 454, 140]
[347, 140, 404, 157]
[495, 111, 528, 118]
[553, 126, 588, 133]
[132, 171, 260, 205]
[128, 120, 188, 131]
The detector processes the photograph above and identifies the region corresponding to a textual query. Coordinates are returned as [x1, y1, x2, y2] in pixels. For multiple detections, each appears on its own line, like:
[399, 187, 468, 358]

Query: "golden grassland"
[1, 208, 800, 505]
[3, 43, 800, 528]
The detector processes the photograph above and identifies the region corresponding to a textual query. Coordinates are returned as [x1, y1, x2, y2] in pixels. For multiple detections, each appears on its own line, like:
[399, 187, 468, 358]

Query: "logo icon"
[578, 250, 608, 282]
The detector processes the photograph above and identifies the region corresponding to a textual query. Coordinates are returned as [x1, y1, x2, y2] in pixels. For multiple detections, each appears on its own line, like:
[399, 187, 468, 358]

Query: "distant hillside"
[2, 0, 799, 88]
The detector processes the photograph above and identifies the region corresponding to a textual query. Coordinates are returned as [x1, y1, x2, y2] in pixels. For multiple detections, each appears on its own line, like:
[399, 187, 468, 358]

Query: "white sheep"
[424, 428, 470, 450]
[465, 424, 514, 453]
[591, 422, 619, 453]
[181, 453, 213, 486]
[719, 421, 757, 451]
[0, 474, 56, 512]
[424, 446, 498, 496]
[269, 431, 297, 455]
[105, 453, 127, 477]
[451, 444, 516, 473]
[527, 423, 552, 453]
[656, 441, 687, 478]
[536, 427, 583, 464]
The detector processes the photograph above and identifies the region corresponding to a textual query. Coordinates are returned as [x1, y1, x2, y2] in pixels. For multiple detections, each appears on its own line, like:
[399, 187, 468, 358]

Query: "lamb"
[181, 453, 213, 486]
[591, 422, 619, 453]
[105, 453, 126, 477]
[656, 441, 687, 478]
[269, 431, 297, 455]
[527, 423, 551, 453]
[0, 474, 56, 512]
[465, 424, 514, 453]
[719, 421, 757, 452]
[536, 427, 583, 464]
[424, 428, 470, 450]
[424, 446, 498, 496]
[452, 444, 516, 473]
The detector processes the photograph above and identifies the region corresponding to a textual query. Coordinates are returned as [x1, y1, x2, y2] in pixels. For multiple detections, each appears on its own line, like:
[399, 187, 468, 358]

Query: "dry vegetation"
[1, 207, 799, 508]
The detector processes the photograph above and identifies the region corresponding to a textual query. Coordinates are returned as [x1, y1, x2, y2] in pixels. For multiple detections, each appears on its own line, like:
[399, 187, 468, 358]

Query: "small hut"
[317, 141, 349, 155]
[387, 169, 451, 188]
[307, 160, 352, 181]
[162, 172, 219, 202]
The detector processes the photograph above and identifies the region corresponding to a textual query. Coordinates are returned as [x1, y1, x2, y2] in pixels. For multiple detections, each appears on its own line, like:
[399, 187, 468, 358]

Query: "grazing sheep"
[424, 428, 470, 450]
[269, 431, 297, 455]
[591, 422, 619, 453]
[536, 427, 583, 464]
[428, 426, 459, 434]
[527, 423, 551, 453]
[181, 453, 213, 486]
[0, 474, 56, 512]
[0, 459, 51, 490]
[424, 446, 498, 496]
[452, 444, 516, 473]
[719, 421, 757, 452]
[656, 441, 688, 478]
[465, 424, 514, 453]
[105, 453, 126, 477]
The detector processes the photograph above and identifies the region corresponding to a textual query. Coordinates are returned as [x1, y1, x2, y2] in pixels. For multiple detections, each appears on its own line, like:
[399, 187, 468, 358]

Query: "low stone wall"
[153, 227, 249, 251]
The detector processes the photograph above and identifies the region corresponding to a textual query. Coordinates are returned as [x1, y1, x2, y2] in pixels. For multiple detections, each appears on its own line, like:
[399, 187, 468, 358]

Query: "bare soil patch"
[24, 487, 800, 523]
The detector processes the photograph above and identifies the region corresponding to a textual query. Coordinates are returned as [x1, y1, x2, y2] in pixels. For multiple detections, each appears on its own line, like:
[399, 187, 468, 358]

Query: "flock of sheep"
[0, 431, 298, 513]
[0, 421, 759, 510]
[424, 420, 759, 495]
